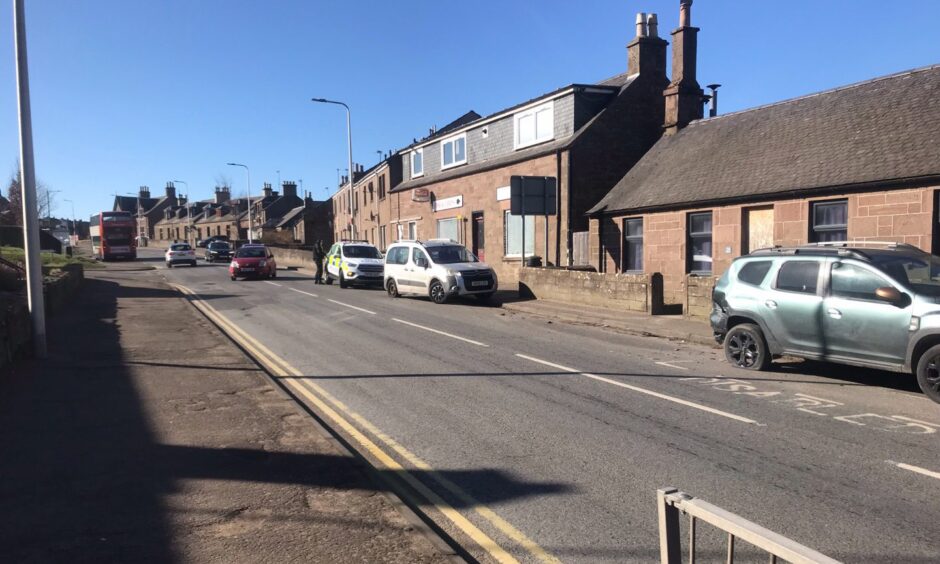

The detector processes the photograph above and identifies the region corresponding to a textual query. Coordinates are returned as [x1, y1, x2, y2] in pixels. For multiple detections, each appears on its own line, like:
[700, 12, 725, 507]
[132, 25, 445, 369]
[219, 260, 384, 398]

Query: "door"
[472, 212, 485, 261]
[744, 206, 774, 254]
[762, 259, 826, 355]
[822, 261, 912, 366]
[326, 244, 340, 277]
[410, 247, 432, 293]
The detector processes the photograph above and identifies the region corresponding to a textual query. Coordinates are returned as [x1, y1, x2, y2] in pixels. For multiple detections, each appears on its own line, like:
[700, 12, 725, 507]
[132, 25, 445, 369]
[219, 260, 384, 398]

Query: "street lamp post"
[226, 163, 252, 243]
[312, 98, 361, 234]
[172, 180, 191, 245]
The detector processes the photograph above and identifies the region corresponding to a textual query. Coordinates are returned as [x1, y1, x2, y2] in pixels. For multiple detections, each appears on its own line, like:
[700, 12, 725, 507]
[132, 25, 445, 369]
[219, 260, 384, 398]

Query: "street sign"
[510, 176, 557, 216]
[412, 188, 430, 202]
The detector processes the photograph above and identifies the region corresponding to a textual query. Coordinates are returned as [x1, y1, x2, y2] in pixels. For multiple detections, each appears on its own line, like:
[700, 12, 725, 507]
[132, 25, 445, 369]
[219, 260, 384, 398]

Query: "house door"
[744, 206, 775, 253]
[472, 212, 485, 261]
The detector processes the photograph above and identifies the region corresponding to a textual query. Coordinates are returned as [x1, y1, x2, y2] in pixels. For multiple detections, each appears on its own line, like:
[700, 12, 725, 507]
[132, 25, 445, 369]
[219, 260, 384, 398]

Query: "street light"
[172, 179, 192, 245]
[226, 163, 252, 243]
[312, 97, 361, 228]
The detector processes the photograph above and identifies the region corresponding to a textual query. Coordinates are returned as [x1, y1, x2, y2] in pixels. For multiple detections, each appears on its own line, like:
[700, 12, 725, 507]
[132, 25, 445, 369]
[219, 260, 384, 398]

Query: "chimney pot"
[635, 12, 648, 37]
[679, 0, 692, 27]
[646, 13, 658, 37]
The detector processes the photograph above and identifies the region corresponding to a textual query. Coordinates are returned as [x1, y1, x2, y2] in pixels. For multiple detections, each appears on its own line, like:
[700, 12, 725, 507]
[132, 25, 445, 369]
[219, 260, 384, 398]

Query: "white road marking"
[264, 281, 282, 287]
[515, 353, 761, 425]
[890, 461, 940, 481]
[327, 299, 376, 315]
[655, 361, 689, 371]
[289, 287, 318, 298]
[392, 318, 489, 347]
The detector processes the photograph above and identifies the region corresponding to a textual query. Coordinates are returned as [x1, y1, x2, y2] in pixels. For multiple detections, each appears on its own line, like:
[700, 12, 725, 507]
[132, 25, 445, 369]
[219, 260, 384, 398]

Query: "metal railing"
[658, 488, 842, 564]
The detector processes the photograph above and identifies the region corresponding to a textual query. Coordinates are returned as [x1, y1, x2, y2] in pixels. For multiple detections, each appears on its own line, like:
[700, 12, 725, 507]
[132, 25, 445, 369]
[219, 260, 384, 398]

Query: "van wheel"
[339, 272, 348, 289]
[915, 344, 940, 404]
[387, 279, 399, 298]
[429, 280, 448, 304]
[723, 323, 770, 370]
[325, 275, 334, 285]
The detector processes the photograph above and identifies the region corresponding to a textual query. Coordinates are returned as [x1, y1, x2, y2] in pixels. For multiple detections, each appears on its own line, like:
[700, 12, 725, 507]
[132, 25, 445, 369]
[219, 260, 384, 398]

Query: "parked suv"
[384, 239, 497, 303]
[325, 240, 384, 288]
[711, 242, 940, 404]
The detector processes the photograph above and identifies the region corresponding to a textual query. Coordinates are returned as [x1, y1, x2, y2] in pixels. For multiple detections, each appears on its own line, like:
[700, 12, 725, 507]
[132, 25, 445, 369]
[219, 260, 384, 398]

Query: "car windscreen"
[170, 244, 192, 251]
[427, 245, 477, 264]
[871, 253, 940, 297]
[208, 242, 230, 250]
[343, 246, 381, 259]
[235, 247, 266, 258]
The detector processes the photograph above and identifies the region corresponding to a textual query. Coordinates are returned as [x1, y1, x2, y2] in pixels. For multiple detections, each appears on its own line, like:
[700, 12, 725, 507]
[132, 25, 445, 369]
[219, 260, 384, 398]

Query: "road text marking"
[393, 318, 489, 347]
[890, 461, 940, 481]
[327, 299, 376, 315]
[289, 287, 318, 298]
[516, 354, 760, 425]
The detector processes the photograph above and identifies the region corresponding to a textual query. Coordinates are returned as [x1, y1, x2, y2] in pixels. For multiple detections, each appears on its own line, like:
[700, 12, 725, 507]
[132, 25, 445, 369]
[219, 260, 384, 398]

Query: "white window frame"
[408, 221, 417, 240]
[411, 149, 424, 179]
[440, 133, 467, 170]
[513, 101, 554, 150]
[503, 210, 536, 258]
[436, 217, 459, 243]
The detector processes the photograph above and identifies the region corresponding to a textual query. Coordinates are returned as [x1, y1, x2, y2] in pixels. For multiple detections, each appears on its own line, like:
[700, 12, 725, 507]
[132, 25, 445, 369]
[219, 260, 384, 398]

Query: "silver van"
[383, 239, 497, 303]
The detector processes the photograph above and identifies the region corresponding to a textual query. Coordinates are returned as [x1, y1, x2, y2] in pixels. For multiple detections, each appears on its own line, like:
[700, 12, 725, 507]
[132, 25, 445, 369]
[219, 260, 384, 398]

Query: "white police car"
[325, 240, 385, 288]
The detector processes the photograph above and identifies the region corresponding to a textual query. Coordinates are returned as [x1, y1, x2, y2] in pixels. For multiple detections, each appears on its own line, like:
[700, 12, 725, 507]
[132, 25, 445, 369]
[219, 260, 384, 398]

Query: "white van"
[384, 240, 497, 303]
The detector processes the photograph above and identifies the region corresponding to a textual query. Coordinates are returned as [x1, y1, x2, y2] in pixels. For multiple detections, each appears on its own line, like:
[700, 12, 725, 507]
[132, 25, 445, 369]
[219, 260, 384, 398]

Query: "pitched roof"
[275, 205, 306, 229]
[590, 64, 940, 215]
[113, 195, 161, 214]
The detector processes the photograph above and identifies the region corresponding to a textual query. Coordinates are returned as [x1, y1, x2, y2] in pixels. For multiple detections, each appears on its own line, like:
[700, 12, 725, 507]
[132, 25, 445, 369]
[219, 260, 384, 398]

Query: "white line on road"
[515, 353, 761, 425]
[327, 299, 376, 315]
[289, 287, 318, 298]
[392, 318, 489, 347]
[890, 461, 940, 481]
[655, 361, 689, 371]
[264, 281, 282, 287]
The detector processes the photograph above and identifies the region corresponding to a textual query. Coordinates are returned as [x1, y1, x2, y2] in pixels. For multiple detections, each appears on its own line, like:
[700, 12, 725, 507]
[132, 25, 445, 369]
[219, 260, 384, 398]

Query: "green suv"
[711, 242, 940, 404]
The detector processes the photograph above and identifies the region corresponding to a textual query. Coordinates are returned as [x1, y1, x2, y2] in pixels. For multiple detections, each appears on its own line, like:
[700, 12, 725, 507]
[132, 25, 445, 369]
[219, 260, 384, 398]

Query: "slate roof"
[275, 205, 306, 229]
[113, 195, 160, 214]
[590, 64, 940, 215]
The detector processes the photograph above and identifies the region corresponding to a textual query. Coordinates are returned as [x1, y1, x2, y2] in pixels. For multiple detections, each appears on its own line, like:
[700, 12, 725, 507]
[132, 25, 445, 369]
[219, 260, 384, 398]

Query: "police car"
[325, 240, 385, 288]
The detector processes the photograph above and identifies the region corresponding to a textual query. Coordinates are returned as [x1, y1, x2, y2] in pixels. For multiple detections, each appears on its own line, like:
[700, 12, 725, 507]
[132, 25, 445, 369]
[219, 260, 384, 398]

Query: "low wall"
[43, 263, 84, 317]
[270, 247, 314, 270]
[519, 267, 650, 313]
[0, 294, 30, 370]
[683, 275, 718, 321]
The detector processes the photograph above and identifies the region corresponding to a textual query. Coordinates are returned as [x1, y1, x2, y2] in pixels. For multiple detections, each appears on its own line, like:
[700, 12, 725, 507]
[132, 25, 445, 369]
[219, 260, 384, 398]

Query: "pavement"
[0, 260, 453, 563]
[164, 252, 940, 564]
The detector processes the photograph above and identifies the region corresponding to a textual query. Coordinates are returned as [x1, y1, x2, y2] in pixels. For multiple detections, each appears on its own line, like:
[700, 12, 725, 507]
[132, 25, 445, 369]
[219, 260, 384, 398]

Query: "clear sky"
[2, 0, 939, 221]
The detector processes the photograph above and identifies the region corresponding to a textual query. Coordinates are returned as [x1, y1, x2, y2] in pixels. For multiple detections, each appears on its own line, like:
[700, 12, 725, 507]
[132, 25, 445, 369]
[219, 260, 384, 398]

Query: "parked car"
[711, 241, 940, 404]
[384, 239, 497, 303]
[325, 240, 384, 288]
[165, 243, 197, 268]
[204, 241, 233, 262]
[197, 235, 230, 248]
[229, 244, 277, 280]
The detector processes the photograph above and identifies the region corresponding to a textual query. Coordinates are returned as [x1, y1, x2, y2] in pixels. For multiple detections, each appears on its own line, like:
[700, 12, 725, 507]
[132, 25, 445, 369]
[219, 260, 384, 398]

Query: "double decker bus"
[90, 211, 137, 260]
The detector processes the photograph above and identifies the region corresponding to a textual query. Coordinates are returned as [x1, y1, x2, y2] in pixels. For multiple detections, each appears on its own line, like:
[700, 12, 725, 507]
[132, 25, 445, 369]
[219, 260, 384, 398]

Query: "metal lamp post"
[312, 98, 360, 233]
[172, 180, 191, 245]
[226, 163, 252, 243]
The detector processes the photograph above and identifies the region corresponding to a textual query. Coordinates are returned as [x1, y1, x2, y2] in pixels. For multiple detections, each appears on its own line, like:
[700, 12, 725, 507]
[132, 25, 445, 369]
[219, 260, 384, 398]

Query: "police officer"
[313, 240, 326, 284]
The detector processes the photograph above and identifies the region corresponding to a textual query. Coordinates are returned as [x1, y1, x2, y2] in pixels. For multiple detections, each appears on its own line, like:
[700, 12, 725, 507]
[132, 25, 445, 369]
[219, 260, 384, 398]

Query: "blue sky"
[2, 0, 939, 221]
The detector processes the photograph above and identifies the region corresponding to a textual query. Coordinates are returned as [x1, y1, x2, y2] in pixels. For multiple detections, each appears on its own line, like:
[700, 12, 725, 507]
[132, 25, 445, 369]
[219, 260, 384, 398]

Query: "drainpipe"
[557, 149, 566, 267]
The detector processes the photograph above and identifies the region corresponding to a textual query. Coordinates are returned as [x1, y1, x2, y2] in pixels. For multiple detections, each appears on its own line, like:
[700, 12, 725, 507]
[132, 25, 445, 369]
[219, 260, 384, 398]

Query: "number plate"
[241, 267, 254, 272]
[471, 280, 489, 287]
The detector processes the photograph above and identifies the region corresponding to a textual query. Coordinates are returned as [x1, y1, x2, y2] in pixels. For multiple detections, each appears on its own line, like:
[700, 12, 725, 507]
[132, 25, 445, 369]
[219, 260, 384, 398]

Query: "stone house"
[112, 183, 178, 244]
[588, 41, 940, 311]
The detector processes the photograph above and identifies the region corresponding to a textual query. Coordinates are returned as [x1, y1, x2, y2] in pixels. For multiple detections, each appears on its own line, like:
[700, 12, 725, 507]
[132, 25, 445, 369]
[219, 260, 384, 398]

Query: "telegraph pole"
[14, 0, 46, 357]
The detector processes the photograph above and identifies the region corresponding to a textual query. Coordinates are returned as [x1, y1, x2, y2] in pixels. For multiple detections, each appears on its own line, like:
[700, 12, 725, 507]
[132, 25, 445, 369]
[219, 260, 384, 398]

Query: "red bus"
[90, 211, 137, 260]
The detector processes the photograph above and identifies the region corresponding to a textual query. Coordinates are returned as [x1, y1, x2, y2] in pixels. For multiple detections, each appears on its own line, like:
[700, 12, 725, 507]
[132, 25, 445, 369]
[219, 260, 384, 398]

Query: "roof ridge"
[688, 63, 940, 127]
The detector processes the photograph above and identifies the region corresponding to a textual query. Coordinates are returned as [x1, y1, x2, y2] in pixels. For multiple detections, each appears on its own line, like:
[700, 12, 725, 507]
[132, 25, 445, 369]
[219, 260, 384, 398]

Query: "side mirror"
[875, 286, 909, 307]
[416, 257, 428, 269]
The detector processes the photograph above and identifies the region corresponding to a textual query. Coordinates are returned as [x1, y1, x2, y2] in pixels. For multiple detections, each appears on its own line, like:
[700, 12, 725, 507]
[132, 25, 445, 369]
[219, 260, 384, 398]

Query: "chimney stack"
[262, 183, 272, 198]
[282, 180, 298, 198]
[139, 186, 151, 199]
[627, 11, 667, 77]
[214, 186, 230, 204]
[663, 0, 704, 134]
[165, 181, 176, 200]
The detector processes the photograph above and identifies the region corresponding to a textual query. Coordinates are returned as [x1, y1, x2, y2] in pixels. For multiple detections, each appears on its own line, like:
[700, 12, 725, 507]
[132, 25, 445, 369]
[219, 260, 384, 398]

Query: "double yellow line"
[173, 284, 559, 564]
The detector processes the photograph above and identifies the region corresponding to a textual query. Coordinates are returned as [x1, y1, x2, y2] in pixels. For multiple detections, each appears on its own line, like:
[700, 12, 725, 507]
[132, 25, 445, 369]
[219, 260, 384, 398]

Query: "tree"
[3, 163, 54, 226]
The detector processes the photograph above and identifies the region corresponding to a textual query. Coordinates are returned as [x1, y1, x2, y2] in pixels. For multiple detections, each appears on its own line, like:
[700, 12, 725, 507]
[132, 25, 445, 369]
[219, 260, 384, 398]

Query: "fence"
[657, 488, 841, 564]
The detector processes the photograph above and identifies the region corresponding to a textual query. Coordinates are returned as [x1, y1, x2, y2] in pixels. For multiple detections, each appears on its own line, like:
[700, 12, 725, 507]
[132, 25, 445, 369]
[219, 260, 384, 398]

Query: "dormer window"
[441, 133, 467, 170]
[514, 101, 554, 150]
[411, 149, 424, 178]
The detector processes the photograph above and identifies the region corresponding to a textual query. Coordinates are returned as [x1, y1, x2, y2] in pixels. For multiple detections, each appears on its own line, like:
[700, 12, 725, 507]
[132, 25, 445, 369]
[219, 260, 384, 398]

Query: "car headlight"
[346, 262, 358, 268]
[230, 261, 238, 268]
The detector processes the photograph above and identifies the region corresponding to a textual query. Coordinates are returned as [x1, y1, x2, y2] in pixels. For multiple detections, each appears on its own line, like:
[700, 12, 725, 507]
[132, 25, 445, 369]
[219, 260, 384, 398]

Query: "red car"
[229, 244, 277, 280]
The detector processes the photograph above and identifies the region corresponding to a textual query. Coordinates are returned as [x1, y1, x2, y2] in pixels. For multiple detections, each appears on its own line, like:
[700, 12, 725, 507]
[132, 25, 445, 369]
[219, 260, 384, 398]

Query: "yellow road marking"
[174, 284, 559, 564]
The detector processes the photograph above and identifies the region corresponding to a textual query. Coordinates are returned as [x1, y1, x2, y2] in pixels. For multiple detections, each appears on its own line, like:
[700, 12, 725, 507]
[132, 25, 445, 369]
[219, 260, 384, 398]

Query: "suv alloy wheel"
[915, 344, 940, 404]
[723, 323, 770, 370]
[429, 279, 448, 304]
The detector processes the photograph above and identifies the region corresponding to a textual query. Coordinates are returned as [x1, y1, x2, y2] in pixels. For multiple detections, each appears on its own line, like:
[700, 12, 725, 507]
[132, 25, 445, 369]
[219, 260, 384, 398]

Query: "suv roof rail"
[749, 245, 872, 261]
[801, 240, 925, 252]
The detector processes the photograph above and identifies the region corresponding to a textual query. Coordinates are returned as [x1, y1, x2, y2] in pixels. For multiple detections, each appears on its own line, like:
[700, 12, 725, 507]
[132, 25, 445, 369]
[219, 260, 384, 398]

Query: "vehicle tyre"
[166, 262, 172, 269]
[429, 280, 448, 304]
[339, 272, 348, 289]
[191, 261, 197, 267]
[915, 344, 940, 404]
[271, 269, 277, 279]
[325, 275, 334, 286]
[230, 275, 237, 281]
[723, 323, 770, 370]
[387, 279, 399, 298]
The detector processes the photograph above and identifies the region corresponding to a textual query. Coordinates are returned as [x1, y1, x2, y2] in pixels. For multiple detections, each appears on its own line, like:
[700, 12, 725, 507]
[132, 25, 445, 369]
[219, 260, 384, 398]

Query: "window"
[830, 263, 891, 301]
[368, 183, 374, 203]
[776, 261, 820, 294]
[378, 176, 386, 199]
[504, 211, 535, 257]
[411, 149, 424, 178]
[687, 212, 713, 274]
[737, 261, 773, 286]
[387, 246, 408, 265]
[514, 101, 554, 149]
[441, 134, 467, 169]
[412, 248, 428, 265]
[623, 218, 643, 272]
[437, 217, 459, 242]
[408, 221, 417, 240]
[811, 200, 847, 242]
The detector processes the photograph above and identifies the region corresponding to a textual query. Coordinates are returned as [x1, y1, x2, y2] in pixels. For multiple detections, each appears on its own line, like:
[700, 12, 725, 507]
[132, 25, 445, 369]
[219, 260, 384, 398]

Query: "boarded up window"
[745, 207, 775, 253]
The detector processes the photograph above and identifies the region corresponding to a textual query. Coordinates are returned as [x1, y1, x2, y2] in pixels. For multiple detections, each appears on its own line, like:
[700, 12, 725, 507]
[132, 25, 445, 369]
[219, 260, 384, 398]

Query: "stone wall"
[270, 247, 314, 270]
[519, 267, 650, 313]
[43, 263, 85, 317]
[683, 275, 718, 321]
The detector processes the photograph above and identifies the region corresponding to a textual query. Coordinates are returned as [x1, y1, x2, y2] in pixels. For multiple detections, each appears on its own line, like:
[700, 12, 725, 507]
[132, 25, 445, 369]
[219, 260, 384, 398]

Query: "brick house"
[372, 12, 670, 284]
[265, 198, 333, 246]
[588, 51, 940, 310]
[333, 150, 408, 249]
[112, 184, 178, 244]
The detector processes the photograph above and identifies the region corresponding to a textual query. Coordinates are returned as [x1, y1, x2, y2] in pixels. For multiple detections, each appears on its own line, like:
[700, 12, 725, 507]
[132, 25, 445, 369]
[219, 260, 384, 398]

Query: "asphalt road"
[150, 248, 940, 563]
